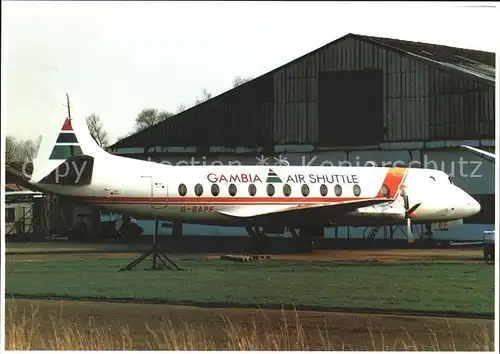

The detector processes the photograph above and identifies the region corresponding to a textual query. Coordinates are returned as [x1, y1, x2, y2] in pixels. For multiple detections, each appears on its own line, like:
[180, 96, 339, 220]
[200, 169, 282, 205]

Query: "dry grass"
[5, 300, 493, 351]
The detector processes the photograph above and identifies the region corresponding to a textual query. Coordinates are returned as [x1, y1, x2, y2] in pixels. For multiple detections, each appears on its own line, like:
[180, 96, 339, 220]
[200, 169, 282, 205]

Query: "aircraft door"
[142, 176, 168, 209]
[151, 180, 168, 209]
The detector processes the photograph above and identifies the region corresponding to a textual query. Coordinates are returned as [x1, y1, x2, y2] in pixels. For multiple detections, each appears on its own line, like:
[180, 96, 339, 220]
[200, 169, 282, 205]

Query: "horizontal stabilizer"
[38, 155, 94, 185]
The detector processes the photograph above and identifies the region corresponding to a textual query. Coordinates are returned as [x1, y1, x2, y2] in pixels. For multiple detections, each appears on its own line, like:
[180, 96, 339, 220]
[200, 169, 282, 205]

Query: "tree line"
[5, 76, 253, 163]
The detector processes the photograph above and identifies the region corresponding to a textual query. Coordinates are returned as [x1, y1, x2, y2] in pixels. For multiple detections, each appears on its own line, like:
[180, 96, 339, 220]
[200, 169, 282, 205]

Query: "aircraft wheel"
[484, 246, 494, 263]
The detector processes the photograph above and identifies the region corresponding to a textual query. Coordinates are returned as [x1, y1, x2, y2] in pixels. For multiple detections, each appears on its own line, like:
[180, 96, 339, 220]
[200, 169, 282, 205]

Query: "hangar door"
[318, 69, 384, 146]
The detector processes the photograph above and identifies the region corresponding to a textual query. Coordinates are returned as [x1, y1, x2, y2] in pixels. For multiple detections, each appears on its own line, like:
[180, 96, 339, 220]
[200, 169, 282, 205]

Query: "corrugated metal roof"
[110, 33, 496, 149]
[358, 34, 495, 82]
[5, 163, 45, 192]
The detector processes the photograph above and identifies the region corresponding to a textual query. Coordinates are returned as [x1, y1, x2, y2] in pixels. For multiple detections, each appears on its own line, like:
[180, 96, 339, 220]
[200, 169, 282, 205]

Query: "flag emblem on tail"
[49, 118, 83, 159]
[266, 169, 282, 183]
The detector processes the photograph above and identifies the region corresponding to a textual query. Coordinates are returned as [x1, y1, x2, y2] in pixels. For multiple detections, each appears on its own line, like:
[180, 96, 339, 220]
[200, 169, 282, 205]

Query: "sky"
[2, 1, 499, 145]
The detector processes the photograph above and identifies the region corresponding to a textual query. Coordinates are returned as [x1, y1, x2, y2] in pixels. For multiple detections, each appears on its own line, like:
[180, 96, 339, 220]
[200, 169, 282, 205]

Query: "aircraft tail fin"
[30, 94, 105, 186]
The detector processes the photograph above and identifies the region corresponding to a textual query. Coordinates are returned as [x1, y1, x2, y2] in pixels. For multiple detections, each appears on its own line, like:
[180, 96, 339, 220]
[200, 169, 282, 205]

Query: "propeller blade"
[407, 218, 415, 243]
[401, 185, 418, 243]
[406, 203, 422, 217]
[400, 186, 410, 209]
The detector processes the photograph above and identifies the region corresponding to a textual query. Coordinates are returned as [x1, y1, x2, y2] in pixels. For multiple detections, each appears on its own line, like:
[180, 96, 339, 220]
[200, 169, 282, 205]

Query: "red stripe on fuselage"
[82, 196, 376, 205]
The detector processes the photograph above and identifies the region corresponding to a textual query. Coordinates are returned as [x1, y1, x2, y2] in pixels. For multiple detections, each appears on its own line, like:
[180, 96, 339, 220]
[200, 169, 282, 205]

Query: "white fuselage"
[35, 152, 481, 228]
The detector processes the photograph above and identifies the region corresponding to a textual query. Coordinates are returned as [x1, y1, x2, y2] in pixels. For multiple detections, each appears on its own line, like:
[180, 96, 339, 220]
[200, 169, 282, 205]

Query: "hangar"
[108, 33, 495, 244]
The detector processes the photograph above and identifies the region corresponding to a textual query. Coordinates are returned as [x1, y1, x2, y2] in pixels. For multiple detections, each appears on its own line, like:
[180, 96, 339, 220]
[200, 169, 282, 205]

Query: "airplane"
[26, 96, 482, 245]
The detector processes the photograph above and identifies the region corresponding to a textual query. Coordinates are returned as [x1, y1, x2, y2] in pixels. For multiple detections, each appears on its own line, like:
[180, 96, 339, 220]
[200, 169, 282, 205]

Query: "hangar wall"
[273, 36, 495, 144]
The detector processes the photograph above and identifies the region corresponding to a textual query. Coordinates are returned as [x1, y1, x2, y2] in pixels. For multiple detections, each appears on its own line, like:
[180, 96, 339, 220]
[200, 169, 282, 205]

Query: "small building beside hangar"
[108, 33, 496, 242]
[5, 162, 103, 242]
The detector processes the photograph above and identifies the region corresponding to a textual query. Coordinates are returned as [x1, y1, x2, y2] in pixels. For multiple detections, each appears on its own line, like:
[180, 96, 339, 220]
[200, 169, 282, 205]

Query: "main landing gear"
[119, 218, 182, 272]
[288, 228, 316, 253]
[245, 226, 318, 253]
[245, 226, 269, 254]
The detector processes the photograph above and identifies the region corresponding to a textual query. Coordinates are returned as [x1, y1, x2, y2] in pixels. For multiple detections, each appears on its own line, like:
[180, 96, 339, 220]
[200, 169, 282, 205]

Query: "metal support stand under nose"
[119, 218, 182, 272]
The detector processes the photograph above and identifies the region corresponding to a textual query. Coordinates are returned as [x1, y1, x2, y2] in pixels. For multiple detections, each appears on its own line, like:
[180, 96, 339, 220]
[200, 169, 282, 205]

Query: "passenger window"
[320, 184, 328, 197]
[380, 184, 390, 198]
[353, 184, 361, 197]
[194, 183, 203, 197]
[248, 184, 257, 196]
[228, 184, 237, 197]
[178, 183, 187, 196]
[211, 184, 219, 196]
[267, 184, 275, 196]
[283, 184, 291, 197]
[334, 184, 342, 196]
[429, 176, 436, 182]
[301, 184, 309, 197]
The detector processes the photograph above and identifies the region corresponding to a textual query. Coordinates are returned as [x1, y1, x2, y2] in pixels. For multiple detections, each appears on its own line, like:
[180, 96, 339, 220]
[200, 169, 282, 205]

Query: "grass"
[5, 299, 494, 351]
[5, 256, 494, 313]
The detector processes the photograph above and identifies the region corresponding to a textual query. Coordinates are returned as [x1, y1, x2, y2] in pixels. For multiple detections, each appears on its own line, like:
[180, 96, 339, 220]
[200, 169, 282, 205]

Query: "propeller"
[400, 185, 422, 243]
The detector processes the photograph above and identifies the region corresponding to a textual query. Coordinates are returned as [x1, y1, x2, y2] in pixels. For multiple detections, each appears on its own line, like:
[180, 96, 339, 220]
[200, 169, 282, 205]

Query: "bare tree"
[158, 111, 175, 121]
[86, 113, 109, 148]
[134, 108, 174, 132]
[135, 108, 159, 132]
[194, 88, 212, 106]
[21, 138, 40, 161]
[5, 135, 41, 163]
[177, 103, 188, 113]
[233, 76, 253, 87]
[35, 135, 42, 151]
[5, 136, 19, 163]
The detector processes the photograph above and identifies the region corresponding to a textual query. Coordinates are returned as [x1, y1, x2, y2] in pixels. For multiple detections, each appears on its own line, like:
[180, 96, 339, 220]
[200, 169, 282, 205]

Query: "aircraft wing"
[218, 198, 393, 225]
[5, 191, 43, 196]
[449, 241, 484, 246]
[459, 145, 495, 162]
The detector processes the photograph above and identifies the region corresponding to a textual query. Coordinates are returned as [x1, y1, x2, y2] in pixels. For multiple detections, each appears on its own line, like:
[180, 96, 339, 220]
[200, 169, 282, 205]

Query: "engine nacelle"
[349, 203, 407, 220]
